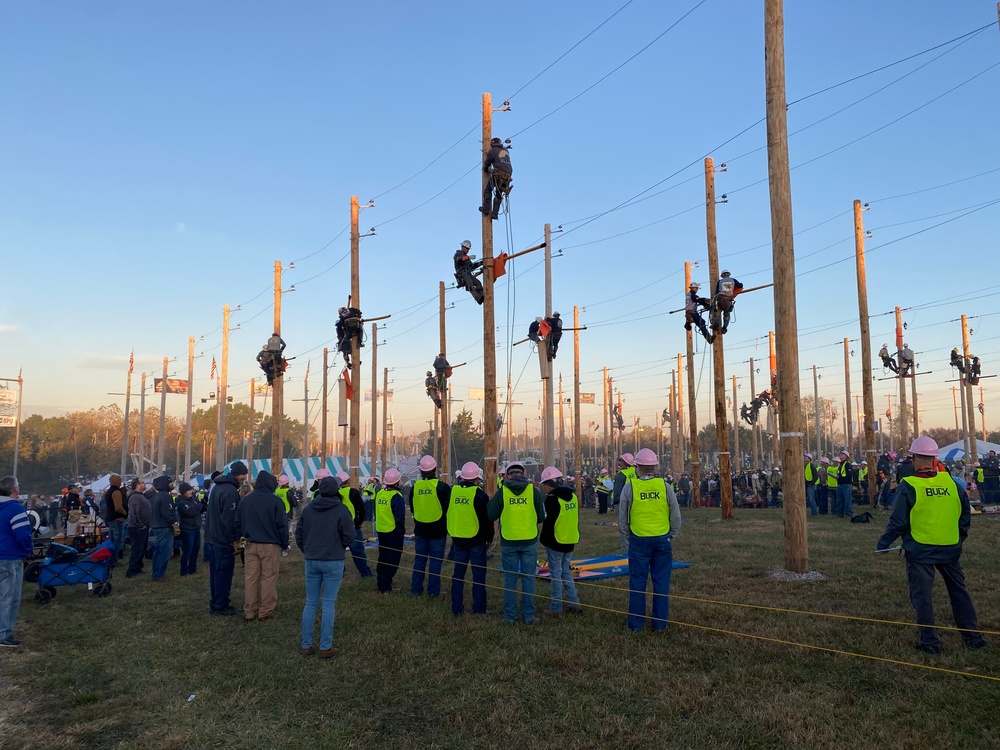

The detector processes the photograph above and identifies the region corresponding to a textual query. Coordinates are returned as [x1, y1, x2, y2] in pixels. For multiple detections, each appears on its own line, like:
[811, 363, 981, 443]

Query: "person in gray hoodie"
[149, 476, 177, 582]
[125, 478, 151, 579]
[295, 476, 355, 658]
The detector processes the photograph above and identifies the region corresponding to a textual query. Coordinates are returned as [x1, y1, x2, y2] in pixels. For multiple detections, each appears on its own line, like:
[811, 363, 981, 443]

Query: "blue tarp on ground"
[530, 554, 693, 580]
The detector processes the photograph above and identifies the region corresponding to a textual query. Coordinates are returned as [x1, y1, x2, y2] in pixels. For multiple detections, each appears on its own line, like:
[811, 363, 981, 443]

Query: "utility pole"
[321, 348, 329, 464]
[543, 223, 555, 468]
[671, 370, 682, 476]
[958, 375, 970, 462]
[765, 0, 807, 572]
[812, 365, 821, 457]
[121, 352, 133, 476]
[962, 314, 978, 463]
[217, 304, 230, 469]
[158, 356, 167, 473]
[349, 196, 362, 488]
[751, 358, 761, 467]
[381, 368, 389, 475]
[684, 262, 700, 507]
[843, 338, 853, 462]
[769, 331, 779, 467]
[911, 371, 919, 438]
[439, 282, 450, 478]
[303, 364, 310, 482]
[272, 260, 284, 476]
[573, 305, 583, 500]
[705, 157, 733, 519]
[558, 375, 566, 472]
[185, 336, 194, 480]
[248, 379, 255, 474]
[676, 353, 685, 466]
[952, 387, 960, 433]
[854, 199, 877, 505]
[979, 386, 987, 442]
[895, 306, 909, 447]
[481, 92, 499, 490]
[371, 322, 379, 473]
[138, 372, 147, 476]
[732, 374, 740, 471]
[602, 367, 610, 471]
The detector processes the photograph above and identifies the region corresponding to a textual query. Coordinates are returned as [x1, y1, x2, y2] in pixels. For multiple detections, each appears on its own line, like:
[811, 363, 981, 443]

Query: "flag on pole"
[306, 360, 311, 380]
[343, 368, 352, 400]
[128, 349, 135, 374]
[210, 356, 217, 380]
[70, 426, 76, 441]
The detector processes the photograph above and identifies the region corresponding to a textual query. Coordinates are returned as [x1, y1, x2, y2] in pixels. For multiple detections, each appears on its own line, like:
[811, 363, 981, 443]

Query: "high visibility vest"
[337, 487, 356, 520]
[500, 484, 538, 541]
[628, 477, 670, 537]
[411, 479, 443, 523]
[553, 492, 580, 545]
[275, 487, 291, 513]
[859, 467, 869, 482]
[902, 473, 961, 546]
[622, 466, 636, 480]
[447, 485, 479, 539]
[804, 463, 816, 483]
[975, 468, 985, 483]
[826, 467, 839, 488]
[375, 489, 400, 533]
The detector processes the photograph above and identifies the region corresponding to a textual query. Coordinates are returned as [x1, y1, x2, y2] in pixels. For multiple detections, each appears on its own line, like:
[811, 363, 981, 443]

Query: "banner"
[579, 393, 596, 404]
[154, 378, 189, 394]
[468, 387, 485, 401]
[0, 388, 16, 428]
[338, 378, 348, 427]
[364, 388, 393, 403]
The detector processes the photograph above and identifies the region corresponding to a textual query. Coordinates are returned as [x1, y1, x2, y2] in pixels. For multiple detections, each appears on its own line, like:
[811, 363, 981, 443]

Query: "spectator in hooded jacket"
[149, 476, 177, 582]
[295, 475, 355, 658]
[204, 462, 248, 616]
[236, 471, 289, 621]
[0, 476, 32, 648]
[539, 467, 582, 615]
[176, 482, 202, 576]
[125, 478, 151, 579]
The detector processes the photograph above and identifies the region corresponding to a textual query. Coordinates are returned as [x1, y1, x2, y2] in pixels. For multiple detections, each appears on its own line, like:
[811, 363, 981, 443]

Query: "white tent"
[937, 440, 1000, 461]
[83, 473, 114, 494]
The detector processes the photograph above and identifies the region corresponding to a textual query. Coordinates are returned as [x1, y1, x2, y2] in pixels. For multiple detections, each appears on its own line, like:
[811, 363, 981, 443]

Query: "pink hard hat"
[460, 462, 480, 481]
[619, 453, 635, 466]
[804, 453, 813, 461]
[820, 457, 830, 465]
[839, 449, 851, 459]
[635, 448, 658, 466]
[909, 435, 939, 457]
[540, 466, 563, 485]
[973, 462, 981, 467]
[505, 462, 525, 475]
[335, 471, 350, 483]
[832, 456, 841, 463]
[599, 468, 608, 476]
[419, 455, 437, 472]
[278, 474, 290, 486]
[384, 468, 402, 485]
[315, 469, 332, 480]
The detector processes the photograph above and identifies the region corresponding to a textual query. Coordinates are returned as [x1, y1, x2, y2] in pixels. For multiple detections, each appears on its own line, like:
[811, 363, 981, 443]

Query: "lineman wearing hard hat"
[612, 454, 637, 554]
[683, 282, 714, 345]
[876, 436, 987, 654]
[409, 456, 450, 598]
[618, 448, 681, 633]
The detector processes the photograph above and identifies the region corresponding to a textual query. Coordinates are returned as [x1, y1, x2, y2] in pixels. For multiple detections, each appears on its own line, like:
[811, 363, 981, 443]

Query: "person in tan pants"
[235, 471, 289, 621]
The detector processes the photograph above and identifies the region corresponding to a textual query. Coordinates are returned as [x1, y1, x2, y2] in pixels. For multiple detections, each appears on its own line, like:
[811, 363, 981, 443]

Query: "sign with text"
[154, 378, 189, 394]
[0, 388, 16, 427]
[579, 393, 596, 404]
[468, 387, 485, 401]
[364, 388, 394, 403]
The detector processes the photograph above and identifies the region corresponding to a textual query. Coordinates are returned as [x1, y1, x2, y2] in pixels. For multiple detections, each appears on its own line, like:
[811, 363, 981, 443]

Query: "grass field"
[2, 506, 998, 750]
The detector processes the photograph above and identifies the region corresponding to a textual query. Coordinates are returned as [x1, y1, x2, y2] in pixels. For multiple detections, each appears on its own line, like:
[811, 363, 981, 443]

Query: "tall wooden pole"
[573, 306, 583, 499]
[303, 365, 310, 481]
[705, 157, 733, 519]
[812, 365, 821, 457]
[769, 331, 778, 467]
[671, 370, 682, 476]
[959, 371, 970, 463]
[602, 367, 610, 470]
[843, 338, 853, 458]
[980, 386, 987, 442]
[321, 348, 329, 464]
[381, 368, 389, 476]
[962, 314, 978, 463]
[138, 372, 147, 475]
[439, 281, 450, 478]
[121, 355, 133, 476]
[248, 379, 255, 473]
[732, 374, 740, 471]
[481, 93, 498, 489]
[676, 353, 685, 465]
[271, 260, 283, 474]
[684, 262, 700, 507]
[158, 356, 168, 472]
[895, 307, 909, 447]
[558, 375, 566, 473]
[543, 223, 555, 468]
[750, 358, 761, 467]
[765, 0, 807, 572]
[952, 387, 960, 433]
[371, 322, 379, 471]
[349, 196, 362, 486]
[217, 304, 230, 469]
[185, 336, 194, 480]
[911, 372, 919, 438]
[854, 199, 877, 506]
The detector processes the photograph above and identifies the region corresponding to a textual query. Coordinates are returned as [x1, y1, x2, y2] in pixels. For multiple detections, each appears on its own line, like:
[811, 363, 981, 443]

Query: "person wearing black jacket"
[148, 476, 177, 582]
[480, 136, 512, 220]
[409, 456, 450, 597]
[204, 462, 248, 616]
[176, 482, 202, 577]
[103, 474, 128, 566]
[236, 471, 289, 621]
[539, 468, 582, 615]
[447, 462, 493, 616]
[295, 476, 355, 658]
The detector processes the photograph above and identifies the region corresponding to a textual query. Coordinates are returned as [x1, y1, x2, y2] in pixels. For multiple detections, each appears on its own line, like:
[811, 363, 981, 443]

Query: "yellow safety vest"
[553, 492, 580, 545]
[975, 468, 985, 483]
[826, 467, 839, 488]
[620, 466, 636, 481]
[411, 479, 442, 523]
[275, 487, 291, 513]
[859, 467, 869, 482]
[902, 473, 961, 546]
[804, 463, 815, 483]
[375, 488, 400, 533]
[337, 487, 356, 520]
[628, 477, 670, 537]
[447, 485, 479, 539]
[500, 484, 538, 541]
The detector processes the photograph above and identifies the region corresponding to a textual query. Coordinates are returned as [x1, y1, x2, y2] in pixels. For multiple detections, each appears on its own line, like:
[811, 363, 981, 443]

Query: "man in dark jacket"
[125, 478, 150, 578]
[204, 462, 248, 616]
[448, 462, 493, 616]
[103, 474, 129, 565]
[148, 476, 177, 582]
[539, 468, 582, 615]
[176, 482, 202, 577]
[480, 136, 512, 220]
[295, 475, 355, 658]
[236, 471, 289, 621]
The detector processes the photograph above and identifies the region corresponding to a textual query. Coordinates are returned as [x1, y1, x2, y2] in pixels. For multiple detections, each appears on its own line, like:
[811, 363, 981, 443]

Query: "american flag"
[70, 426, 76, 441]
[128, 349, 134, 374]
[210, 356, 217, 380]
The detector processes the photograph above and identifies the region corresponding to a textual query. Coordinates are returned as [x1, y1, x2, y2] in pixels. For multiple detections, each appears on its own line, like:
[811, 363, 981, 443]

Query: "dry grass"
[1, 507, 998, 750]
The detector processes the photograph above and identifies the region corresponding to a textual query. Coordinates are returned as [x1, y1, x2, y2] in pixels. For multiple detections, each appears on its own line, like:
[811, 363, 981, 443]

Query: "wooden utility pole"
[769, 331, 779, 467]
[843, 338, 853, 460]
[558, 375, 566, 472]
[732, 374, 740, 471]
[184, 336, 194, 480]
[684, 262, 700, 507]
[979, 386, 987, 442]
[765, 0, 807, 572]
[481, 93, 499, 489]
[705, 157, 733, 519]
[676, 353, 685, 466]
[349, 196, 362, 487]
[371, 322, 379, 472]
[952, 387, 960, 433]
[895, 307, 909, 447]
[121, 353, 133, 476]
[272, 260, 283, 474]
[158, 356, 168, 472]
[911, 372, 919, 437]
[671, 370, 682, 476]
[750, 358, 761, 467]
[248, 379, 255, 473]
[959, 373, 970, 463]
[602, 367, 610, 470]
[138, 372, 147, 474]
[439, 281, 450, 478]
[962, 314, 978, 462]
[573, 306, 583, 500]
[381, 368, 389, 475]
[321, 348, 329, 463]
[812, 365, 821, 457]
[854, 199, 877, 506]
[303, 364, 310, 482]
[543, 223, 555, 468]
[217, 304, 230, 469]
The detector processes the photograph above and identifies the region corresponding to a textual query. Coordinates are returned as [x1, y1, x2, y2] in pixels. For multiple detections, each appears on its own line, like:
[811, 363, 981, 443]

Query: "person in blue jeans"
[0, 476, 33, 648]
[409, 455, 450, 597]
[204, 463, 248, 615]
[539, 467, 582, 615]
[148, 476, 177, 582]
[448, 462, 493, 616]
[488, 461, 546, 625]
[296, 475, 355, 658]
[619, 448, 682, 633]
[175, 482, 202, 576]
[102, 474, 129, 566]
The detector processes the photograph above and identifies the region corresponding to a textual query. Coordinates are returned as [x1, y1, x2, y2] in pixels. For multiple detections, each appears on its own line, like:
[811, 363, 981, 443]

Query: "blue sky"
[2, 0, 998, 450]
